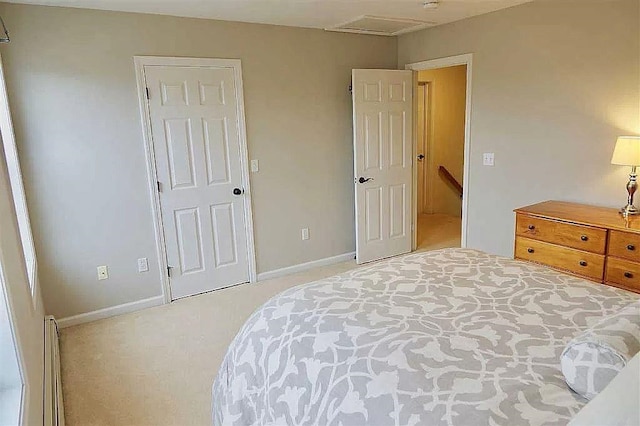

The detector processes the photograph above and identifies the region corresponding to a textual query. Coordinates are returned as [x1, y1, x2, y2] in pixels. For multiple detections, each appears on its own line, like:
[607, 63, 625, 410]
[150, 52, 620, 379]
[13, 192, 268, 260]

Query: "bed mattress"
[212, 249, 638, 425]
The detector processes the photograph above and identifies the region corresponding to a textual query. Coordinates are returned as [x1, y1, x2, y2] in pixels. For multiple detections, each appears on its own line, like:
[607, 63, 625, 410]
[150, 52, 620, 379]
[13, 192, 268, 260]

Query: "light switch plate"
[138, 257, 149, 273]
[301, 228, 309, 241]
[97, 265, 109, 280]
[251, 159, 259, 173]
[483, 153, 495, 166]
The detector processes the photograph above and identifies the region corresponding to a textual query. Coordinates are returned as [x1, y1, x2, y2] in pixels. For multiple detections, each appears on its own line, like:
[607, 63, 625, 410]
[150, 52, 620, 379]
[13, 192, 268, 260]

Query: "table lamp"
[611, 136, 640, 216]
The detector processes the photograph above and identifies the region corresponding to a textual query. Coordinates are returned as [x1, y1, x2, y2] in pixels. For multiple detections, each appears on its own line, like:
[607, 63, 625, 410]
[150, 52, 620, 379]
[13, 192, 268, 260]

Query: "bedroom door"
[143, 62, 253, 300]
[352, 69, 413, 264]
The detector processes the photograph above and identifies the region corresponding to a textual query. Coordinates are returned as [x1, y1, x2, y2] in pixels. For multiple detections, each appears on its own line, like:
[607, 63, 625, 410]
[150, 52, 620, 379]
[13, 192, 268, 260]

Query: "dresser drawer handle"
[628, 244, 635, 251]
[527, 248, 534, 254]
[624, 272, 634, 279]
[528, 225, 535, 230]
[579, 261, 587, 267]
[580, 235, 589, 241]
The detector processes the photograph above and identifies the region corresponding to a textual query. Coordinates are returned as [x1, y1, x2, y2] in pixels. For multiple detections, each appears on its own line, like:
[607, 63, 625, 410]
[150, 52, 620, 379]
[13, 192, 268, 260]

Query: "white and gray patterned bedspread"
[212, 249, 639, 426]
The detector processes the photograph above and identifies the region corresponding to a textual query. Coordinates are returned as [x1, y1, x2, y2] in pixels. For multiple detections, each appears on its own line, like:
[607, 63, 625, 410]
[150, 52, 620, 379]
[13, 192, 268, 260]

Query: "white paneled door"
[353, 70, 413, 264]
[144, 64, 251, 300]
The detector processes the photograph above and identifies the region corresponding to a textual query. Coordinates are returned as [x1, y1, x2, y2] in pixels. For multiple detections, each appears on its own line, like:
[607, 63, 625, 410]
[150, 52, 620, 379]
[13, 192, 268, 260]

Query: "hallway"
[416, 213, 461, 252]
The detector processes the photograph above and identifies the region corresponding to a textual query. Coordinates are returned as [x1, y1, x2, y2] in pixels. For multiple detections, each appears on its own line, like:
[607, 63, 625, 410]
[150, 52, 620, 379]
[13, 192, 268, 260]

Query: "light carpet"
[417, 213, 462, 251]
[59, 260, 356, 426]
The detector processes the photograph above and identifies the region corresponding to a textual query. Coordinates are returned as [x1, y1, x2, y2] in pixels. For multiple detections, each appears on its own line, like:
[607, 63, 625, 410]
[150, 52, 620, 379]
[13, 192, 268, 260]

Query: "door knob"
[417, 154, 425, 161]
[358, 177, 373, 184]
[233, 188, 244, 195]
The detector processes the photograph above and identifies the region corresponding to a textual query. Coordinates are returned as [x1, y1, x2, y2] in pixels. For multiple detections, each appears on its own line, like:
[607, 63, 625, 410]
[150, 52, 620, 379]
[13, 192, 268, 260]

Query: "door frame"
[406, 53, 473, 249]
[416, 81, 434, 215]
[133, 56, 257, 303]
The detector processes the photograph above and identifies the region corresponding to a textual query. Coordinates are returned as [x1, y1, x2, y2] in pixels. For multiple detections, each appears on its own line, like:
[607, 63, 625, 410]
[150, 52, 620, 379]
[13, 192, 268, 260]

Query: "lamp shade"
[611, 136, 640, 166]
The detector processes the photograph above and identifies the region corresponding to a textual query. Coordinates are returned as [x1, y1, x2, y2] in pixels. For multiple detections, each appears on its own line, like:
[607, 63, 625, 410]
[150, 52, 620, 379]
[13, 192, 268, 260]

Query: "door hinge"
[145, 87, 150, 100]
[157, 181, 161, 192]
[167, 266, 173, 277]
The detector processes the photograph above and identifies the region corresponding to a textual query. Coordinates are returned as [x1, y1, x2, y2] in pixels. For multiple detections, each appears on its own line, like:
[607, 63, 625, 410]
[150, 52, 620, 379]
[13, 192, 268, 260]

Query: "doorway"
[351, 56, 472, 264]
[407, 54, 472, 252]
[415, 65, 466, 251]
[135, 57, 256, 301]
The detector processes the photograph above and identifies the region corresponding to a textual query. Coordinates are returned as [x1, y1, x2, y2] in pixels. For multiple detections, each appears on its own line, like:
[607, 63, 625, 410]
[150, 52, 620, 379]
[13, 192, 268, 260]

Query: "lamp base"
[621, 167, 640, 217]
[620, 204, 639, 216]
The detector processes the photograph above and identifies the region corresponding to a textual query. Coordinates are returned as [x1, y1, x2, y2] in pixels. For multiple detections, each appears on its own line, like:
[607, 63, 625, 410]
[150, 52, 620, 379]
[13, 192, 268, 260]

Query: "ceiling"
[2, 0, 533, 33]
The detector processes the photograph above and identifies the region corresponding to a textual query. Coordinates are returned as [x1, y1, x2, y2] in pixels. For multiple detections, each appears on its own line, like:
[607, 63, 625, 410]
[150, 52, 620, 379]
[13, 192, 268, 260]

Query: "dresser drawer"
[605, 257, 640, 292]
[607, 230, 640, 262]
[515, 236, 605, 281]
[516, 214, 606, 254]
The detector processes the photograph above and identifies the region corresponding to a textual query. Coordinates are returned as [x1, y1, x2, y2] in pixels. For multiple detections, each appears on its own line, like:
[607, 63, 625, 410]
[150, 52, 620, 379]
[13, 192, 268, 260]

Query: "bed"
[212, 249, 639, 425]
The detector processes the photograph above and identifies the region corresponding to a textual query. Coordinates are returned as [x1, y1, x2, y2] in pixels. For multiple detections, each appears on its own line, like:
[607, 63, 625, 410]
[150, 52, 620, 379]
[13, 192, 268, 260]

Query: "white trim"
[133, 56, 257, 304]
[257, 252, 356, 282]
[56, 295, 164, 329]
[0, 53, 38, 310]
[406, 54, 473, 249]
[410, 71, 419, 251]
[405, 54, 473, 72]
[58, 250, 356, 327]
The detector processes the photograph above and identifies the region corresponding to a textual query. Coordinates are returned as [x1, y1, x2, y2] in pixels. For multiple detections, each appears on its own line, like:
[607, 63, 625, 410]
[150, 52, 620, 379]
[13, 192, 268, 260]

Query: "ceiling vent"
[326, 15, 435, 37]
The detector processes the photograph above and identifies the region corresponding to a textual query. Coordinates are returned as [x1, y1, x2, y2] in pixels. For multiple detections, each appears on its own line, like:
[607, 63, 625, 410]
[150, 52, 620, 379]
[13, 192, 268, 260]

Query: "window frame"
[0, 53, 38, 309]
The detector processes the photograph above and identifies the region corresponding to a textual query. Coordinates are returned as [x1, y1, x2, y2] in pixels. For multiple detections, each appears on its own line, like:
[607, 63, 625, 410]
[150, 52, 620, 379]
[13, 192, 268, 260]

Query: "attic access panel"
[326, 15, 435, 36]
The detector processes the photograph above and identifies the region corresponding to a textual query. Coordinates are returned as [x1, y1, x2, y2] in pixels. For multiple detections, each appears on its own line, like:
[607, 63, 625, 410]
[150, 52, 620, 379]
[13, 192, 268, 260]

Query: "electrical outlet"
[483, 153, 495, 166]
[97, 265, 109, 280]
[137, 257, 149, 273]
[301, 228, 310, 241]
[251, 159, 259, 173]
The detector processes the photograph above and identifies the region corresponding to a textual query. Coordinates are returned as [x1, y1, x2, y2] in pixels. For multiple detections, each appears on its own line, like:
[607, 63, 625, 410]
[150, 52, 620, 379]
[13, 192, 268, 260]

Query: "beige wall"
[400, 0, 640, 256]
[4, 0, 637, 320]
[418, 65, 466, 217]
[0, 141, 45, 425]
[0, 3, 397, 319]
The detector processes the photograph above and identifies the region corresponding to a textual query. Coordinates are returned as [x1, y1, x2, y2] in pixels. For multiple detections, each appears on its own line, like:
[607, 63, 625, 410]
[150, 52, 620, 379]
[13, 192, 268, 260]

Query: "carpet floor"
[59, 260, 356, 426]
[59, 218, 460, 425]
[417, 213, 462, 251]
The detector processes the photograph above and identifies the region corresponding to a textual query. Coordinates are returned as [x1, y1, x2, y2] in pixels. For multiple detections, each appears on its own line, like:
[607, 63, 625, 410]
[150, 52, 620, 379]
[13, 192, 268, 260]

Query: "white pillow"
[561, 300, 640, 400]
[568, 352, 640, 426]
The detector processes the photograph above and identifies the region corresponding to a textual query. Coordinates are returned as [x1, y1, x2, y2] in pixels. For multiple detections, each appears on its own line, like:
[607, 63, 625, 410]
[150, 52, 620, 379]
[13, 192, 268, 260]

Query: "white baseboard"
[57, 253, 355, 328]
[257, 251, 355, 282]
[56, 295, 164, 329]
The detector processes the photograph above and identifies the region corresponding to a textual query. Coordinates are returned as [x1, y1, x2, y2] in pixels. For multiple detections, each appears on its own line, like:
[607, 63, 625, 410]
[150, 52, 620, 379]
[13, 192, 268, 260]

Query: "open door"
[352, 69, 413, 264]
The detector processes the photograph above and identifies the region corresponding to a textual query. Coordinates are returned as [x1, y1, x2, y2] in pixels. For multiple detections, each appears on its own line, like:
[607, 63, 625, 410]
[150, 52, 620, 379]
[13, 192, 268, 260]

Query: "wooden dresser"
[514, 201, 640, 293]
